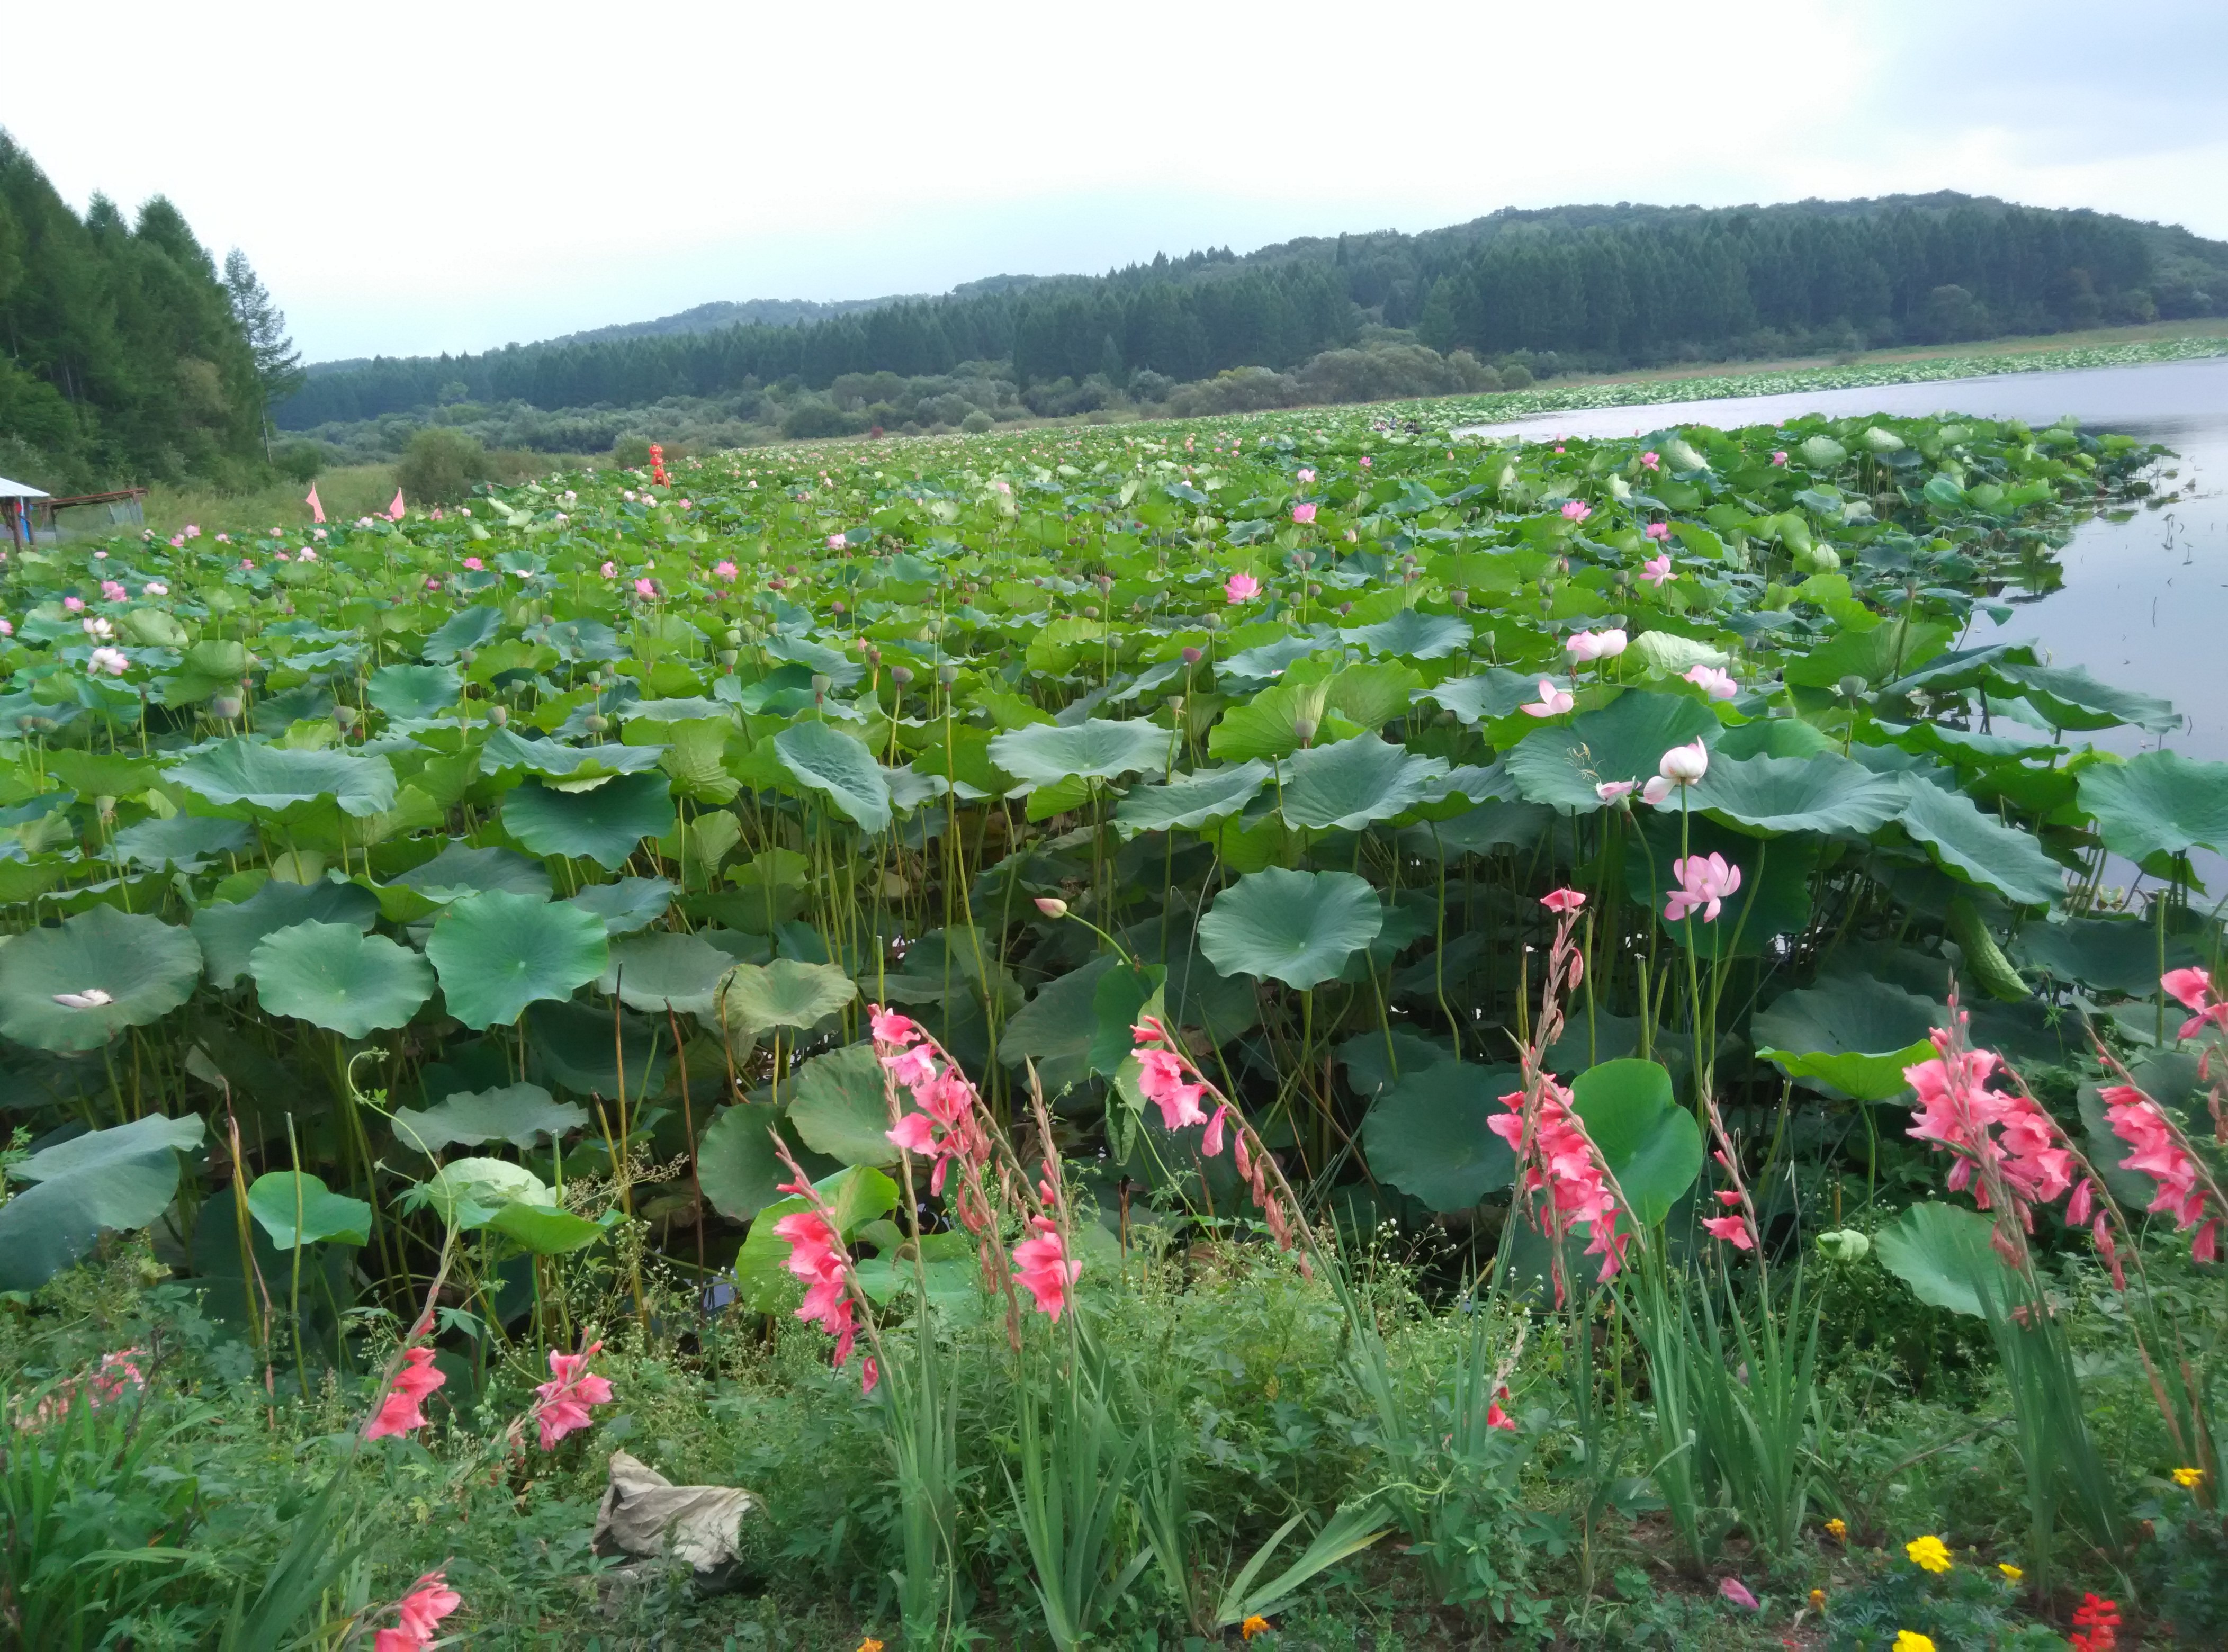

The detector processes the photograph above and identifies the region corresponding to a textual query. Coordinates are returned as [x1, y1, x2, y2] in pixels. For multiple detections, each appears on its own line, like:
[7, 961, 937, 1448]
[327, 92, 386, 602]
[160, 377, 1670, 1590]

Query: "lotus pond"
[1, 401, 2224, 1649]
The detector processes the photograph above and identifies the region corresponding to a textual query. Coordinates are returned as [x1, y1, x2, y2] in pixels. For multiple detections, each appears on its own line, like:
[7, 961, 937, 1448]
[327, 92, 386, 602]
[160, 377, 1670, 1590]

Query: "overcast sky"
[11, 0, 2224, 363]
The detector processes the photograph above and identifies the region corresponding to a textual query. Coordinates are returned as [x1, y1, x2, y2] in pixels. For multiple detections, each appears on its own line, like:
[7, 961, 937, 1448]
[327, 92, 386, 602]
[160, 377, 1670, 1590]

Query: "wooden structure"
[0, 479, 147, 547]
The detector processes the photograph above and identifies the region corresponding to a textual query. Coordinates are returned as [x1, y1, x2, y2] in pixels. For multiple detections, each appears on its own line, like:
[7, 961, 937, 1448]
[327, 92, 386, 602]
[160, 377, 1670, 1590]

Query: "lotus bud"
[334, 705, 358, 730]
[1537, 576, 1556, 597]
[1181, 647, 1203, 666]
[1034, 897, 1069, 919]
[892, 666, 914, 686]
[459, 648, 476, 666]
[718, 649, 740, 668]
[811, 673, 833, 699]
[1837, 675, 1868, 702]
[1449, 588, 1468, 607]
[487, 705, 508, 726]
[1338, 603, 1353, 617]
[1293, 716, 1318, 747]
[211, 694, 244, 721]
[1658, 738, 1710, 785]
[938, 664, 958, 685]
[1083, 605, 1099, 620]
[831, 599, 846, 616]
[585, 713, 608, 733]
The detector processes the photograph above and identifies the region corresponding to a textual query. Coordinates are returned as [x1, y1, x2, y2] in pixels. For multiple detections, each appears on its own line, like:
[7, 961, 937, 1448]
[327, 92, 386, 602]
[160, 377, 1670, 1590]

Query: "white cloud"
[6, 0, 2218, 359]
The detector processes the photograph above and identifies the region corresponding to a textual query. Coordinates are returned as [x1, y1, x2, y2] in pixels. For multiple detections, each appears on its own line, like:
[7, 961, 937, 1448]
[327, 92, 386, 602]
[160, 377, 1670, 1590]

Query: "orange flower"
[1809, 1588, 1827, 1611]
[1825, 1516, 1847, 1541]
[855, 1641, 884, 1652]
[1241, 1617, 1271, 1642]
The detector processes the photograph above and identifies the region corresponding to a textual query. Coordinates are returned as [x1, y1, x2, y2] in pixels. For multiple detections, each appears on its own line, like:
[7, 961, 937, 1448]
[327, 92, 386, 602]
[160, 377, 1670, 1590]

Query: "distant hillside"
[278, 192, 2228, 430]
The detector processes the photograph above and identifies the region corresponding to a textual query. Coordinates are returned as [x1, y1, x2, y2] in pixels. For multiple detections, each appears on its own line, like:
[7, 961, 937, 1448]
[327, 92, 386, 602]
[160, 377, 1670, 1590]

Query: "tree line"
[0, 132, 299, 492]
[280, 193, 2221, 430]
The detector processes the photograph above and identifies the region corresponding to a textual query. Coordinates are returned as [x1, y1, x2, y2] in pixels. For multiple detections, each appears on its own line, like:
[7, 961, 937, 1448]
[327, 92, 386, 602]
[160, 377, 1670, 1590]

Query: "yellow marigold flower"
[856, 1641, 885, 1652]
[1809, 1588, 1827, 1611]
[1241, 1617, 1272, 1642]
[1904, 1534, 1953, 1574]
[1998, 1563, 2023, 1582]
[1893, 1635, 1936, 1652]
[2172, 1466, 2205, 1488]
[1825, 1516, 1847, 1540]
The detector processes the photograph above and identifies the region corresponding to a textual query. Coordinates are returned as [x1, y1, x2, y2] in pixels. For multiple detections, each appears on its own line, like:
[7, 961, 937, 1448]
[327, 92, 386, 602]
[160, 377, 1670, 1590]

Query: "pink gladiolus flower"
[373, 1569, 461, 1651]
[1771, 450, 1788, 465]
[2161, 967, 2228, 1039]
[1718, 1577, 1759, 1611]
[773, 1208, 861, 1366]
[1202, 1104, 1229, 1158]
[365, 1345, 445, 1439]
[1659, 739, 1709, 785]
[1486, 1394, 1518, 1432]
[1684, 664, 1738, 701]
[714, 560, 738, 581]
[1640, 553, 1675, 586]
[1521, 678, 1575, 718]
[1640, 451, 1660, 471]
[1644, 522, 1670, 541]
[1566, 628, 1628, 662]
[1012, 1216, 1081, 1321]
[1225, 571, 1261, 604]
[1703, 1215, 1755, 1250]
[2103, 1083, 2220, 1260]
[633, 578, 656, 598]
[1597, 779, 1637, 804]
[1665, 853, 1742, 923]
[63, 596, 84, 612]
[1540, 888, 1586, 913]
[870, 1005, 922, 1046]
[1291, 502, 1317, 525]
[1906, 1029, 2077, 1217]
[1560, 500, 1591, 522]
[1136, 1047, 1209, 1129]
[1489, 1076, 1630, 1284]
[531, 1342, 614, 1449]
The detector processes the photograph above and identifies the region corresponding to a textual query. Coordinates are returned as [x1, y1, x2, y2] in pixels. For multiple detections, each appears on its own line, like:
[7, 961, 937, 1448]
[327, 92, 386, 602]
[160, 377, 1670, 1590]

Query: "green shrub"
[276, 441, 325, 484]
[393, 426, 489, 504]
[960, 410, 994, 434]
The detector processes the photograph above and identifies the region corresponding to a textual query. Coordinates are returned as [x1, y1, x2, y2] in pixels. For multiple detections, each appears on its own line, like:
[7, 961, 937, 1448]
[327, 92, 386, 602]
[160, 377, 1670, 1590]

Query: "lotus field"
[2, 407, 2225, 1648]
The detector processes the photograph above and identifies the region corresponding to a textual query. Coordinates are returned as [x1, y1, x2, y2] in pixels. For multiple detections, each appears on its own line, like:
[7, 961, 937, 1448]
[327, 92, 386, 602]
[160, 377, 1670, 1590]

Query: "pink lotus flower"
[0, 618, 12, 637]
[184, 524, 200, 539]
[1702, 1215, 1755, 1250]
[365, 1345, 445, 1439]
[462, 556, 483, 571]
[600, 561, 616, 578]
[531, 1341, 614, 1449]
[1566, 629, 1627, 662]
[63, 596, 84, 612]
[1596, 780, 1637, 804]
[1224, 572, 1261, 604]
[1770, 450, 1788, 465]
[1665, 852, 1742, 923]
[1521, 678, 1575, 717]
[1296, 468, 1316, 484]
[372, 1569, 461, 1652]
[1012, 1216, 1081, 1321]
[1291, 502, 1316, 525]
[100, 579, 127, 601]
[298, 547, 317, 562]
[1359, 455, 1372, 468]
[1684, 664, 1738, 701]
[1540, 888, 1587, 913]
[2162, 967, 2227, 1040]
[1644, 522, 1671, 541]
[1640, 451, 1660, 471]
[1717, 1577, 1759, 1610]
[633, 578, 657, 598]
[713, 559, 738, 581]
[88, 646, 129, 676]
[1560, 500, 1591, 522]
[827, 533, 846, 550]
[1640, 553, 1675, 586]
[1659, 738, 1709, 785]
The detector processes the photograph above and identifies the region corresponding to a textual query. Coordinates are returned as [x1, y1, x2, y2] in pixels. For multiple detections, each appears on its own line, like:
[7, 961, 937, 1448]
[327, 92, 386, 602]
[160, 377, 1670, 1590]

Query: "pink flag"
[388, 488, 405, 520]
[304, 482, 325, 524]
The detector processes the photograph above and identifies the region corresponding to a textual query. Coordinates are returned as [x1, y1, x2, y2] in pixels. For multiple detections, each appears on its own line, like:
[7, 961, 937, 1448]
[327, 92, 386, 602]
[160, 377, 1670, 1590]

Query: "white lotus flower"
[53, 987, 114, 1009]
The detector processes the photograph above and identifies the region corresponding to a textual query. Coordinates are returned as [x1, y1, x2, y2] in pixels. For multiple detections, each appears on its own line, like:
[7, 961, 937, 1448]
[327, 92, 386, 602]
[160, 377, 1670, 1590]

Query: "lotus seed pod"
[585, 713, 608, 733]
[1292, 717, 1318, 746]
[718, 649, 740, 668]
[892, 666, 914, 686]
[487, 705, 508, 727]
[459, 648, 476, 666]
[1538, 597, 1555, 617]
[211, 694, 244, 720]
[94, 795, 116, 822]
[938, 664, 958, 685]
[811, 674, 833, 698]
[724, 629, 743, 647]
[1083, 606, 1099, 620]
[334, 705, 358, 729]
[1449, 588, 1469, 607]
[1838, 675, 1869, 701]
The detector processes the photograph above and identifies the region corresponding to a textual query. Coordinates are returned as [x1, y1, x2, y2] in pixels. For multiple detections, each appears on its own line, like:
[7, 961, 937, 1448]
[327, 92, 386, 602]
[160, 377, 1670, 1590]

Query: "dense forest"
[280, 193, 2228, 429]
[0, 133, 274, 492]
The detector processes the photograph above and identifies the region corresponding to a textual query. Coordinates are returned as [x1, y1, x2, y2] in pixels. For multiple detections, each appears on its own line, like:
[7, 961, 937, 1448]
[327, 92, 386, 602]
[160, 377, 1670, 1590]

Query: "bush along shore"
[0, 407, 2223, 1648]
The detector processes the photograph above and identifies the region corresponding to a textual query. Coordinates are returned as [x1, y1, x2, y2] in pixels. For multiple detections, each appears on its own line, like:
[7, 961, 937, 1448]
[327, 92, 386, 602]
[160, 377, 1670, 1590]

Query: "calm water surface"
[1466, 356, 2228, 765]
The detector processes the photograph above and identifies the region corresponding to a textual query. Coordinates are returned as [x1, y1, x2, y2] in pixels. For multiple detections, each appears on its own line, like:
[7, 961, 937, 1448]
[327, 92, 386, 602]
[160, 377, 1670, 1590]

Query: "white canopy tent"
[0, 475, 49, 549]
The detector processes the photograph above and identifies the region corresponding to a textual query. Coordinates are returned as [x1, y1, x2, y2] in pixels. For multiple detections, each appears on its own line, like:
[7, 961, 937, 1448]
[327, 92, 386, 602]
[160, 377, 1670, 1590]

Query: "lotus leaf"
[165, 739, 398, 818]
[0, 1114, 205, 1292]
[1199, 867, 1382, 990]
[772, 721, 891, 834]
[501, 771, 676, 868]
[714, 958, 857, 1034]
[1361, 1061, 1520, 1213]
[425, 891, 609, 1029]
[0, 906, 204, 1050]
[245, 1171, 372, 1249]
[987, 718, 1171, 787]
[1569, 1058, 1702, 1228]
[248, 921, 433, 1038]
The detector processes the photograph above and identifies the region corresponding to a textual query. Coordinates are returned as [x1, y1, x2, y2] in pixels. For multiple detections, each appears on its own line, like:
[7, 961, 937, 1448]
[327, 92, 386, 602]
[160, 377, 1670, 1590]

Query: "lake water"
[1465, 355, 2228, 766]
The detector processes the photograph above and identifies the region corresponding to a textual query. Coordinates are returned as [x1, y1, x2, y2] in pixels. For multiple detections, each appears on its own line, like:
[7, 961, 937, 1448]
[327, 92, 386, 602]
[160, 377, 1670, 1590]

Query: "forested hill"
[0, 134, 269, 491]
[280, 193, 2228, 428]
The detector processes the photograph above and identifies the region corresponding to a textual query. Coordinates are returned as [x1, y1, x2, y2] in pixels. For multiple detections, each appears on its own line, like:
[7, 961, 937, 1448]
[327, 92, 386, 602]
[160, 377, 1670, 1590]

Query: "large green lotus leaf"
[2014, 914, 2204, 995]
[1996, 661, 2179, 735]
[1418, 669, 1545, 725]
[1752, 975, 1941, 1100]
[1898, 781, 2064, 907]
[786, 1042, 899, 1165]
[426, 891, 609, 1029]
[390, 1082, 587, 1154]
[248, 921, 433, 1038]
[479, 726, 667, 782]
[501, 772, 676, 869]
[1875, 1200, 2018, 1318]
[1684, 752, 1906, 837]
[418, 1155, 554, 1229]
[245, 1171, 372, 1250]
[600, 929, 733, 1013]
[2076, 750, 2228, 863]
[192, 878, 379, 987]
[733, 1164, 898, 1310]
[393, 841, 552, 903]
[1622, 814, 1817, 959]
[1199, 867, 1383, 990]
[772, 721, 891, 836]
[1322, 660, 1427, 732]
[526, 1000, 668, 1097]
[1569, 1058, 1702, 1228]
[107, 814, 252, 871]
[1221, 634, 1333, 680]
[1362, 1061, 1521, 1213]
[0, 907, 204, 1051]
[1713, 718, 1839, 761]
[1203, 678, 1360, 764]
[1504, 690, 1717, 812]
[715, 958, 857, 1035]
[366, 663, 462, 720]
[1277, 735, 1448, 831]
[1113, 762, 1271, 838]
[696, 1102, 838, 1222]
[564, 876, 675, 935]
[45, 749, 159, 798]
[421, 605, 504, 662]
[165, 739, 397, 818]
[999, 953, 1120, 1092]
[0, 1114, 204, 1292]
[987, 718, 1170, 787]
[485, 1201, 607, 1255]
[1338, 608, 1472, 660]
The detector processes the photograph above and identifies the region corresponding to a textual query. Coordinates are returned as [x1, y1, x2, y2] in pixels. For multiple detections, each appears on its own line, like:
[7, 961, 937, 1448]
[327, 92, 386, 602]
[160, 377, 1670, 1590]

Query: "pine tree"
[223, 249, 302, 460]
